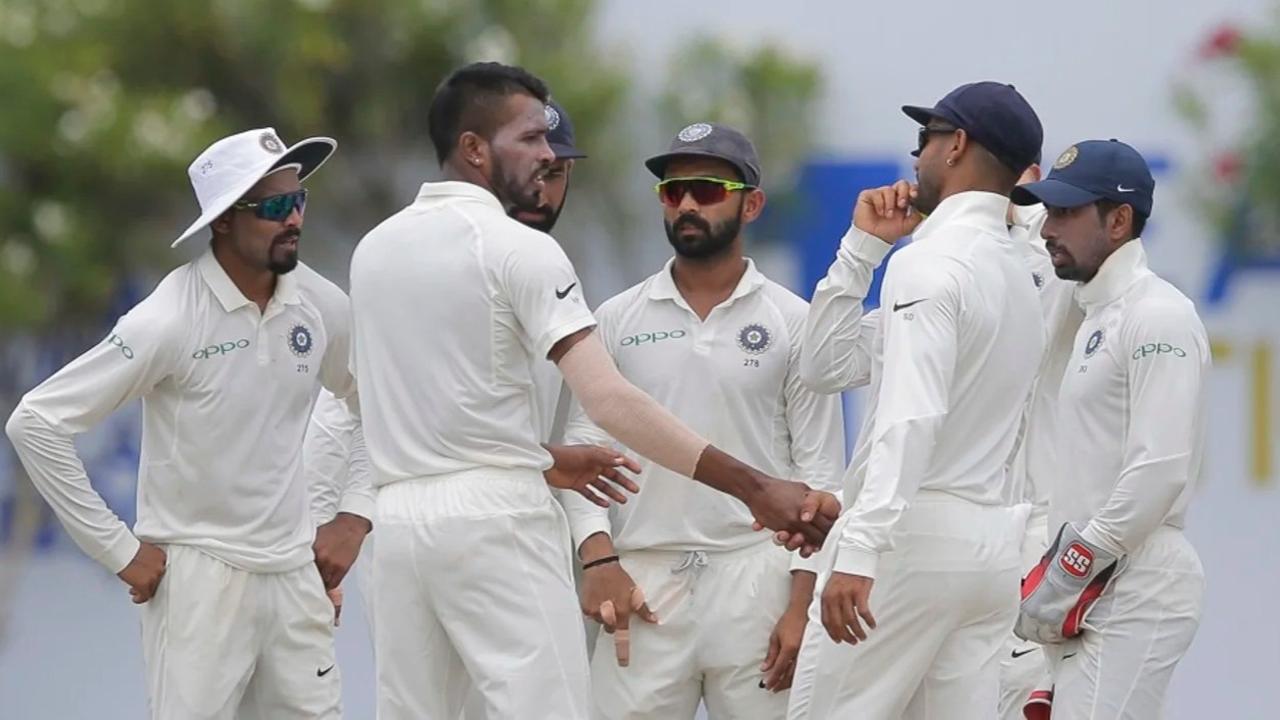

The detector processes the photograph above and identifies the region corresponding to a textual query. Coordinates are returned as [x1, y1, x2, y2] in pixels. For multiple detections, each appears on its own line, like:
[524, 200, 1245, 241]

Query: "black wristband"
[582, 555, 619, 570]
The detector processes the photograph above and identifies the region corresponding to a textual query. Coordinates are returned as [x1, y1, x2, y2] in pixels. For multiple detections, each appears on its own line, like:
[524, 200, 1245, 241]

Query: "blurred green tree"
[0, 0, 630, 330]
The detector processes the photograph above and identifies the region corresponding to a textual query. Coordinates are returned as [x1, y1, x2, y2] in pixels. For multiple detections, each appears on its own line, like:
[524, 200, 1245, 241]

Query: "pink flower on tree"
[1200, 24, 1243, 59]
[1213, 151, 1243, 183]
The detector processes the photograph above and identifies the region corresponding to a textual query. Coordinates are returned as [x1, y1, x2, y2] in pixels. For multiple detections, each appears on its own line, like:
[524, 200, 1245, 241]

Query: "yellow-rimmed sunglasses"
[655, 176, 753, 207]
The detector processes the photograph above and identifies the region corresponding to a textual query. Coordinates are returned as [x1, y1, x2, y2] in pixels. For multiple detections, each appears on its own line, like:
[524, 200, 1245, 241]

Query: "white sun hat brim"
[171, 136, 336, 249]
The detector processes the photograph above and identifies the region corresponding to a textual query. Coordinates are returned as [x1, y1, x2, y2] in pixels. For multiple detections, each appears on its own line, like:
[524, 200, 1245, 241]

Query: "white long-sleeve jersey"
[802, 192, 1044, 579]
[1054, 240, 1209, 556]
[560, 258, 845, 571]
[5, 251, 373, 574]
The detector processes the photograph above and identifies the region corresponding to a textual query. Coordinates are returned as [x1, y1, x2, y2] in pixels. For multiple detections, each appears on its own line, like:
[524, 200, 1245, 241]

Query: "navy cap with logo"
[1011, 139, 1155, 217]
[545, 100, 586, 160]
[645, 122, 762, 187]
[903, 81, 1043, 174]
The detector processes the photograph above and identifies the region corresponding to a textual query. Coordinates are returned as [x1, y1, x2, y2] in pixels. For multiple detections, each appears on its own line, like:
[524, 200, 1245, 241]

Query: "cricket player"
[997, 160, 1089, 719]
[304, 99, 629, 636]
[5, 128, 373, 719]
[348, 62, 838, 719]
[560, 123, 845, 719]
[785, 81, 1047, 719]
[1013, 139, 1207, 719]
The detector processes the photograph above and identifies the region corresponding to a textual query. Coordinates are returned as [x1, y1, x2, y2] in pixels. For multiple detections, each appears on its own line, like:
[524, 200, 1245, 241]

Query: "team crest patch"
[545, 104, 561, 131]
[737, 323, 772, 355]
[287, 323, 314, 358]
[1084, 329, 1104, 358]
[677, 122, 713, 143]
[259, 132, 284, 154]
[1032, 271, 1044, 289]
[1054, 145, 1078, 169]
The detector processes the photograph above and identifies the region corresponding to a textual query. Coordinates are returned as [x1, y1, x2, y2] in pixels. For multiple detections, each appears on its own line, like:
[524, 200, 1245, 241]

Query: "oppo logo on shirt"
[192, 338, 251, 360]
[107, 333, 134, 360]
[620, 329, 687, 347]
[1132, 343, 1186, 360]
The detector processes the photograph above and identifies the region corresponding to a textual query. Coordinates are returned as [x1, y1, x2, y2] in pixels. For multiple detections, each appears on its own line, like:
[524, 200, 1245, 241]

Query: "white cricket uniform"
[559, 258, 845, 719]
[788, 192, 1044, 720]
[999, 203, 1086, 719]
[5, 250, 373, 720]
[349, 181, 597, 720]
[1046, 239, 1208, 719]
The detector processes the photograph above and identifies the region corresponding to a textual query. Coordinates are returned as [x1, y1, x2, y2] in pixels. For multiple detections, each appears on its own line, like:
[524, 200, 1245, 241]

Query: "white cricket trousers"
[373, 468, 591, 720]
[999, 507, 1051, 720]
[787, 492, 1024, 719]
[589, 540, 793, 719]
[1047, 526, 1204, 719]
[139, 544, 341, 720]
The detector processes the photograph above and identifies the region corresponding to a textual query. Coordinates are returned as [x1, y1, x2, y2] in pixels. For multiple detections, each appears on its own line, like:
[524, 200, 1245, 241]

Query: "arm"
[557, 396, 620, 554]
[799, 227, 892, 394]
[5, 304, 176, 594]
[833, 257, 960, 579]
[303, 389, 355, 525]
[1081, 304, 1208, 556]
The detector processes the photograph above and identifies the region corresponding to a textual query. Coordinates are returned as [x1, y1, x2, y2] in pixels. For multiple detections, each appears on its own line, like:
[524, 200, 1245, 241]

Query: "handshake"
[544, 443, 842, 555]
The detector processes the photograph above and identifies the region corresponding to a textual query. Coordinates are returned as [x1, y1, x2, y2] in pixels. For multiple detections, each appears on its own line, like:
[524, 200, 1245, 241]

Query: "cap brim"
[644, 150, 754, 184]
[902, 105, 943, 126]
[171, 136, 337, 249]
[1011, 178, 1103, 208]
[549, 142, 587, 160]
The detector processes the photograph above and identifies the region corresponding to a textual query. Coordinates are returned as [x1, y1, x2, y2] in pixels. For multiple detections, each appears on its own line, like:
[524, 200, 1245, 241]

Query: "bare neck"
[211, 240, 276, 312]
[671, 245, 748, 321]
[442, 160, 498, 200]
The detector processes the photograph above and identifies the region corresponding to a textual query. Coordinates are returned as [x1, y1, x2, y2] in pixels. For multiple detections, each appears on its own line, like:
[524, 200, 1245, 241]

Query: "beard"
[516, 203, 564, 233]
[267, 228, 300, 274]
[491, 153, 546, 215]
[664, 205, 742, 260]
[912, 169, 942, 216]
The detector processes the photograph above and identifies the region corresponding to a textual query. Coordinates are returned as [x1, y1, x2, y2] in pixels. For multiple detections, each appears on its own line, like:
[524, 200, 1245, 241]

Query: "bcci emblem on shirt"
[287, 323, 314, 358]
[1084, 329, 1104, 358]
[737, 323, 772, 354]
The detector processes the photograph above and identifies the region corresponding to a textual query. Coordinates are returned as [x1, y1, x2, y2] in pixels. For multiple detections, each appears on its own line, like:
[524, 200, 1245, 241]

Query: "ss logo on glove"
[1060, 543, 1094, 577]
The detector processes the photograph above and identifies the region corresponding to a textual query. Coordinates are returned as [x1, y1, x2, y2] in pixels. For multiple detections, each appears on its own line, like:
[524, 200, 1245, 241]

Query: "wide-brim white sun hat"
[172, 127, 336, 248]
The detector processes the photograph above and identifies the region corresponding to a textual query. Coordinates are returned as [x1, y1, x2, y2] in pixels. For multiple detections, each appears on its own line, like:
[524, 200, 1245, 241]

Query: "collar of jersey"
[1075, 238, 1150, 309]
[647, 256, 765, 311]
[913, 190, 1011, 243]
[414, 180, 504, 212]
[198, 249, 301, 312]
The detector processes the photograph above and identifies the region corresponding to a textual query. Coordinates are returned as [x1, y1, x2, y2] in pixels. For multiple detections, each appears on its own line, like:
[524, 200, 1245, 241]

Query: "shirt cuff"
[790, 550, 821, 574]
[337, 494, 377, 527]
[831, 545, 880, 579]
[839, 226, 894, 266]
[569, 518, 613, 555]
[101, 531, 142, 576]
[1079, 520, 1126, 558]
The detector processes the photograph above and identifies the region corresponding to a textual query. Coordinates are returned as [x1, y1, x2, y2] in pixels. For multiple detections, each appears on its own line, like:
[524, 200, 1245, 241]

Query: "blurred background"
[1, 0, 1278, 717]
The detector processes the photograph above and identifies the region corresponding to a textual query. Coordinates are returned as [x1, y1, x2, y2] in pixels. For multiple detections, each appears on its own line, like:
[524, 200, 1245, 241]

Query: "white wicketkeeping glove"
[1016, 522, 1121, 644]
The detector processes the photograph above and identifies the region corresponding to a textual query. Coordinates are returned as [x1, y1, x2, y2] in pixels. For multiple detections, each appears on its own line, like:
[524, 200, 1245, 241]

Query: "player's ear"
[742, 188, 767, 223]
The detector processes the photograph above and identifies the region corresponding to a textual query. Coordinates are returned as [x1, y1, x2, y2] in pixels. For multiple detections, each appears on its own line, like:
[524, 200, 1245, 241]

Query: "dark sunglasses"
[911, 125, 958, 158]
[232, 189, 308, 221]
[655, 176, 754, 207]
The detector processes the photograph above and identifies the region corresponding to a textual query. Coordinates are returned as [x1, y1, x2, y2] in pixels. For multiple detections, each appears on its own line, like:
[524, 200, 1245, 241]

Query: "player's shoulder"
[292, 262, 350, 318]
[756, 275, 810, 318]
[120, 262, 200, 333]
[596, 277, 650, 315]
[884, 241, 965, 294]
[1124, 274, 1204, 334]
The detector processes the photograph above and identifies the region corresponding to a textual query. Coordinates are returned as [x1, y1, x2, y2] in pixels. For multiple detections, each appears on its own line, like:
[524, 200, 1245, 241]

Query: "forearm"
[788, 569, 817, 609]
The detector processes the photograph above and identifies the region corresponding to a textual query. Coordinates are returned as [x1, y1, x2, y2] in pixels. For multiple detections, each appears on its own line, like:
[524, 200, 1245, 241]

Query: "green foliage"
[0, 0, 631, 329]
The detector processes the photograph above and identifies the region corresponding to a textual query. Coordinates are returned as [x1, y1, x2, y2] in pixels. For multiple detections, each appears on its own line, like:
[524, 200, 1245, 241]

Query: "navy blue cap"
[645, 122, 762, 187]
[903, 81, 1043, 173]
[1011, 140, 1155, 217]
[545, 100, 586, 160]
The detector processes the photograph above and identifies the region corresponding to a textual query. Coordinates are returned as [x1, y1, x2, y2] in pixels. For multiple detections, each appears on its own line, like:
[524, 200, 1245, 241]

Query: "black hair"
[1096, 199, 1148, 239]
[427, 62, 550, 166]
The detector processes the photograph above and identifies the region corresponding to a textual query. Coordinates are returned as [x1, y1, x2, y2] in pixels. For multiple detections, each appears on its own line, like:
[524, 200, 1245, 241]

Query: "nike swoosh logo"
[1011, 648, 1038, 659]
[892, 298, 927, 312]
[317, 664, 335, 677]
[1116, 185, 1136, 193]
[555, 282, 577, 300]
[1063, 652, 1078, 660]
